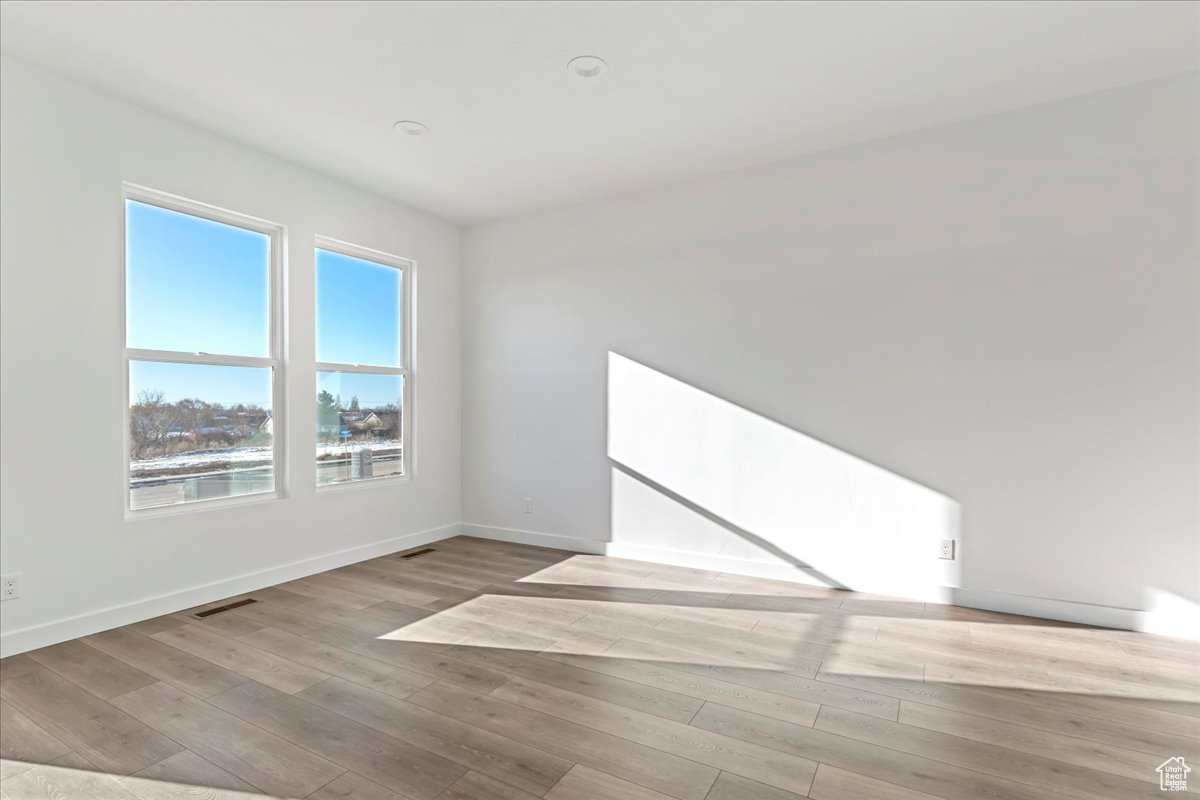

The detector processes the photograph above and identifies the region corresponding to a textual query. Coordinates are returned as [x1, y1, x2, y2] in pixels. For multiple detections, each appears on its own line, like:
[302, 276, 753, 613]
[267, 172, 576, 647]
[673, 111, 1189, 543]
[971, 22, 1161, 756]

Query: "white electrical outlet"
[524, 497, 533, 514]
[939, 540, 956, 560]
[1, 574, 20, 601]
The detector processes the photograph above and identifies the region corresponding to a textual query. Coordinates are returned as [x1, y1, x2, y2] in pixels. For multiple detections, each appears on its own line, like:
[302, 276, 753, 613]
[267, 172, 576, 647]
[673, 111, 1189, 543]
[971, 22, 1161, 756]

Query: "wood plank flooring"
[1, 536, 1197, 800]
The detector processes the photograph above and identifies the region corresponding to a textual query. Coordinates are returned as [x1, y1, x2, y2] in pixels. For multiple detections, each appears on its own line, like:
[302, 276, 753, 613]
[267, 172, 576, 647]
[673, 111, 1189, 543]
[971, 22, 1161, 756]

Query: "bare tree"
[129, 390, 181, 457]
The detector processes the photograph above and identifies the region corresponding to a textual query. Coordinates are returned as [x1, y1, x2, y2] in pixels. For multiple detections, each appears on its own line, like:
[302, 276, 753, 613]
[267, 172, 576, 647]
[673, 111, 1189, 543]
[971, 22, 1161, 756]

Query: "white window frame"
[314, 236, 414, 491]
[122, 183, 287, 518]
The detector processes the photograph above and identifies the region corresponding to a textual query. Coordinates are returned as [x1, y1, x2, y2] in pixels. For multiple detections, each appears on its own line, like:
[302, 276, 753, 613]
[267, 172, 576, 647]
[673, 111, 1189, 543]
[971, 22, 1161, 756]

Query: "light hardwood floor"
[1, 536, 1197, 800]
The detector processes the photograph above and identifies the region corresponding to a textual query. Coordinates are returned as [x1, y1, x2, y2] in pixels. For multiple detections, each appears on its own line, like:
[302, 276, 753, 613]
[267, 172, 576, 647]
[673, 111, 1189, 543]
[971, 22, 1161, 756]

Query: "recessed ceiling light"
[567, 55, 607, 79]
[393, 120, 428, 136]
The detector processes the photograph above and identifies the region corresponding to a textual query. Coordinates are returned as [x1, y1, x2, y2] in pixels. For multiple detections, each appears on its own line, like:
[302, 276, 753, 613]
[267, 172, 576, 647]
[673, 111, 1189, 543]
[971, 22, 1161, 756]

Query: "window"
[315, 239, 411, 486]
[124, 186, 283, 512]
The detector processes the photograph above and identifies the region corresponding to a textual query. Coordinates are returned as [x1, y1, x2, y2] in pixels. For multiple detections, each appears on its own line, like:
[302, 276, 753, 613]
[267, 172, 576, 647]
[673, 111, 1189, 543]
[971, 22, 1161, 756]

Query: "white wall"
[463, 75, 1200, 625]
[0, 59, 462, 655]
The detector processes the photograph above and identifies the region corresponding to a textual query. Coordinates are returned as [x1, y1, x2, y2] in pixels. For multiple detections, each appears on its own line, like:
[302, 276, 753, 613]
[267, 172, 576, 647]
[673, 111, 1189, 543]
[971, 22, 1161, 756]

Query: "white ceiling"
[2, 1, 1197, 224]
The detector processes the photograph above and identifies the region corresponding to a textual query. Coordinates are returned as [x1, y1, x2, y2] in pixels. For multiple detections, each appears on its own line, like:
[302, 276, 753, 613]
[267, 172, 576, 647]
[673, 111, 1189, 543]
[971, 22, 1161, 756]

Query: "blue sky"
[316, 248, 402, 367]
[126, 200, 270, 357]
[127, 201, 403, 409]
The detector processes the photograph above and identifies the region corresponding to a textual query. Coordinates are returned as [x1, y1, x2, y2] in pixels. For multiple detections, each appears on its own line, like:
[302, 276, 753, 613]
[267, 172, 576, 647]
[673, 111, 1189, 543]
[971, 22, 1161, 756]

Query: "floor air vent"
[193, 598, 258, 618]
[400, 547, 436, 560]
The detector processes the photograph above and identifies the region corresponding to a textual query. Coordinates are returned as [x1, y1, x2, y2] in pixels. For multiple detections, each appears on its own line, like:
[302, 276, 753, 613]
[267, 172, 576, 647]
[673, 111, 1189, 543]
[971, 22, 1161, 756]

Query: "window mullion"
[315, 362, 403, 376]
[126, 349, 277, 369]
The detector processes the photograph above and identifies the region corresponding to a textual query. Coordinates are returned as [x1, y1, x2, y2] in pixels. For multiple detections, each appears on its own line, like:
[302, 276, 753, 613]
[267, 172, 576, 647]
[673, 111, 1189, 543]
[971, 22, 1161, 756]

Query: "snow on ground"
[131, 440, 402, 473]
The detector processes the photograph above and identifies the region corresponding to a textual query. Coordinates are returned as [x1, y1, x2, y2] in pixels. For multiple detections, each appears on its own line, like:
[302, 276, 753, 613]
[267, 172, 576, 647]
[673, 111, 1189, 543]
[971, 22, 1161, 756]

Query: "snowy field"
[131, 439, 402, 474]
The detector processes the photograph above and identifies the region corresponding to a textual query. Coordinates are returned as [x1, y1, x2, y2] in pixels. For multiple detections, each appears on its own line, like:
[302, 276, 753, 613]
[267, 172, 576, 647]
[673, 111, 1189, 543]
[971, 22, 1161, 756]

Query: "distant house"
[313, 408, 401, 443]
[345, 409, 399, 439]
[340, 410, 369, 428]
[353, 411, 383, 432]
[374, 411, 400, 438]
[234, 409, 269, 426]
[188, 409, 269, 443]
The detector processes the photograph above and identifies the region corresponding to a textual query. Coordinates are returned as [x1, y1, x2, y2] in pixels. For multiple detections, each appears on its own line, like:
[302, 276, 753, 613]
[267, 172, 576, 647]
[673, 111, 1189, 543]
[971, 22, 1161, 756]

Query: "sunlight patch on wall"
[607, 352, 961, 602]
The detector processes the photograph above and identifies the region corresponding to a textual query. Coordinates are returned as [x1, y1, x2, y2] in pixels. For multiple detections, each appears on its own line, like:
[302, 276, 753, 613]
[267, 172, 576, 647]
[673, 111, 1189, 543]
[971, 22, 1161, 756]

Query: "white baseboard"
[459, 523, 608, 554]
[7, 522, 1192, 655]
[947, 587, 1141, 631]
[0, 522, 461, 657]
[949, 588, 1199, 640]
